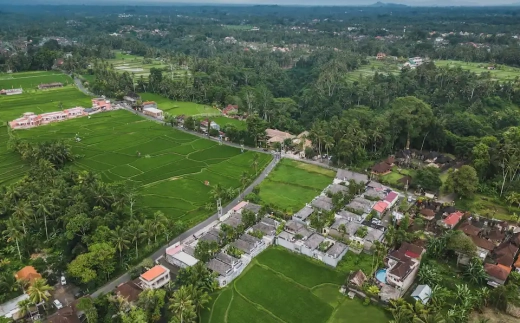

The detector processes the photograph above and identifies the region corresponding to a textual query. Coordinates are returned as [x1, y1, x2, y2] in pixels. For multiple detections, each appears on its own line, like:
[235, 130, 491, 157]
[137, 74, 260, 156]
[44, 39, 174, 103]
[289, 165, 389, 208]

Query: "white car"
[53, 299, 63, 310]
[60, 275, 66, 286]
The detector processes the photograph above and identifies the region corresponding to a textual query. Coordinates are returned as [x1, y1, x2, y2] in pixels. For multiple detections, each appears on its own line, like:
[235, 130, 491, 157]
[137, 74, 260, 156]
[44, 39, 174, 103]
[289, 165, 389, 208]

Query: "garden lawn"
[258, 159, 335, 212]
[140, 93, 221, 117]
[202, 247, 387, 323]
[345, 58, 400, 82]
[8, 109, 272, 226]
[205, 116, 246, 130]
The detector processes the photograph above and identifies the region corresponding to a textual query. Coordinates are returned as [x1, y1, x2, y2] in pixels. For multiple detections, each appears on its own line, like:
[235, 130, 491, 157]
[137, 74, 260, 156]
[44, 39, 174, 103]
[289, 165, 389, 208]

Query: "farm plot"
[11, 110, 272, 225]
[0, 71, 73, 89]
[257, 159, 335, 213]
[345, 59, 400, 82]
[0, 126, 28, 187]
[140, 93, 220, 117]
[107, 51, 188, 82]
[435, 60, 520, 82]
[201, 247, 389, 323]
[0, 86, 92, 123]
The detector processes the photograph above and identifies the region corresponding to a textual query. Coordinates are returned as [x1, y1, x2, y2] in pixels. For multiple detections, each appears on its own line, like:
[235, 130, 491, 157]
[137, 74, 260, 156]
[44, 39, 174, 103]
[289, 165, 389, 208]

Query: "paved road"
[73, 76, 94, 96]
[91, 156, 280, 298]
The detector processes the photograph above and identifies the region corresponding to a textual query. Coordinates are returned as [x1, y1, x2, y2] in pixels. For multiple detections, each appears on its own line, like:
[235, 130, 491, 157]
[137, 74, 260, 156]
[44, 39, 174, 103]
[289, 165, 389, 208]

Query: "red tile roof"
[15, 266, 42, 284]
[459, 222, 481, 236]
[373, 201, 389, 213]
[141, 265, 166, 281]
[484, 263, 510, 281]
[444, 211, 464, 226]
[471, 236, 495, 251]
[385, 192, 398, 203]
[420, 208, 435, 218]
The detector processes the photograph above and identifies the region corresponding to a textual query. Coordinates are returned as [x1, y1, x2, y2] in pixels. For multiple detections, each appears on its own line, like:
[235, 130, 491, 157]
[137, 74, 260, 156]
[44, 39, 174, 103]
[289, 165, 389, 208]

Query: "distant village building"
[38, 82, 63, 90]
[9, 107, 86, 130]
[376, 52, 386, 60]
[0, 88, 23, 95]
[143, 107, 164, 119]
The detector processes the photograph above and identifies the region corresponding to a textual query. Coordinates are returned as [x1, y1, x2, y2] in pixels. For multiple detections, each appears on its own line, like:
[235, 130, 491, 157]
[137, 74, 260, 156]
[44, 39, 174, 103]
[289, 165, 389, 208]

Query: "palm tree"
[12, 200, 33, 234]
[225, 187, 236, 200]
[209, 184, 224, 203]
[169, 286, 196, 323]
[240, 172, 250, 197]
[251, 153, 260, 175]
[142, 219, 155, 246]
[3, 218, 24, 260]
[188, 284, 210, 317]
[28, 278, 53, 305]
[33, 197, 51, 241]
[128, 221, 144, 259]
[111, 226, 130, 265]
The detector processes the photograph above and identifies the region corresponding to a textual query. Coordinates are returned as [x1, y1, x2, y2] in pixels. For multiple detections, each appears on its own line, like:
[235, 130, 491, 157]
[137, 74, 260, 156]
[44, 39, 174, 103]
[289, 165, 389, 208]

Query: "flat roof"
[166, 244, 183, 256]
[143, 107, 163, 114]
[233, 201, 249, 212]
[172, 251, 199, 266]
[0, 293, 30, 318]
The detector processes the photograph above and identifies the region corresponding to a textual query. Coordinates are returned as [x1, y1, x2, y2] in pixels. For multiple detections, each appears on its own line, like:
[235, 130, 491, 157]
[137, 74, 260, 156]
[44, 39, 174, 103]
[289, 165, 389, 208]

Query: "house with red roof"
[385, 191, 399, 207]
[373, 201, 389, 216]
[139, 265, 170, 289]
[443, 211, 464, 229]
[484, 263, 511, 287]
[222, 104, 238, 115]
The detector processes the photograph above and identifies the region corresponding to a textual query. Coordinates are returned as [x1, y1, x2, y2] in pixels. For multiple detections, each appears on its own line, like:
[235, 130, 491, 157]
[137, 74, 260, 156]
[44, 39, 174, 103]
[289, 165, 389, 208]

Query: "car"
[74, 290, 84, 299]
[53, 299, 63, 310]
[60, 275, 66, 286]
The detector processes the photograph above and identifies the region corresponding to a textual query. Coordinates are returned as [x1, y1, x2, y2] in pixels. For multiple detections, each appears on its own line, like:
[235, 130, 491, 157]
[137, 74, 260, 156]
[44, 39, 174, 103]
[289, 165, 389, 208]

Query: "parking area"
[52, 284, 80, 307]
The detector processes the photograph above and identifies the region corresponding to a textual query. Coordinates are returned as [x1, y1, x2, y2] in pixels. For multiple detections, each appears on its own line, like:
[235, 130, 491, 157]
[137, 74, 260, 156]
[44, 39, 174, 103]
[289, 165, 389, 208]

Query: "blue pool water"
[375, 269, 387, 284]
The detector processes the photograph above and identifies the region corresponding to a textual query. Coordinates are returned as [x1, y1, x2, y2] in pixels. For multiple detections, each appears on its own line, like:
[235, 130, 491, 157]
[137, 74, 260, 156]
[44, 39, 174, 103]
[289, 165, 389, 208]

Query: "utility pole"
[217, 198, 222, 218]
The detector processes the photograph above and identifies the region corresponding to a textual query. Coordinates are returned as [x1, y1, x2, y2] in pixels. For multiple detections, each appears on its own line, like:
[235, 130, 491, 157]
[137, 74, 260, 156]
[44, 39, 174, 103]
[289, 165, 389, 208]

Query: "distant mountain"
[370, 1, 409, 7]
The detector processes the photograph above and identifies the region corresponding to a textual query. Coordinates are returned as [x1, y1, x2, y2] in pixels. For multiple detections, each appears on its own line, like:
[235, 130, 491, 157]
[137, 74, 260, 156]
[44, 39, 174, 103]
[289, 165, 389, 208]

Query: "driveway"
[52, 284, 80, 307]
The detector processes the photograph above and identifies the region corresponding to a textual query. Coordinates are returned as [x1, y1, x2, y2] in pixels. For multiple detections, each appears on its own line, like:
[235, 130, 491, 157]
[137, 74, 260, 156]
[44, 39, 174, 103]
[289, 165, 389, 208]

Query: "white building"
[206, 252, 244, 287]
[139, 265, 170, 290]
[165, 243, 199, 269]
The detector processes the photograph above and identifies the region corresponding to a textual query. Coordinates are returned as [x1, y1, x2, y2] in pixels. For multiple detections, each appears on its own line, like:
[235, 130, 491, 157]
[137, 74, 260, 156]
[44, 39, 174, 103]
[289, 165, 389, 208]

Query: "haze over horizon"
[3, 0, 520, 6]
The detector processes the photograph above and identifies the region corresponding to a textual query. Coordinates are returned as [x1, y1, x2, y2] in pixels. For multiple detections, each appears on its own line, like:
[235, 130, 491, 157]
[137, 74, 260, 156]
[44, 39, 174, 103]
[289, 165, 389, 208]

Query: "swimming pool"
[375, 269, 387, 284]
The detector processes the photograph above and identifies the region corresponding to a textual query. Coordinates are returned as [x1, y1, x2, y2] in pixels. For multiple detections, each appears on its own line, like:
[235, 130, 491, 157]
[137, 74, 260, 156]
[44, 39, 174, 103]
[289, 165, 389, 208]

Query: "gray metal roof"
[365, 227, 385, 242]
[294, 206, 314, 221]
[232, 239, 254, 253]
[311, 196, 333, 211]
[252, 222, 276, 236]
[200, 229, 220, 243]
[207, 259, 231, 276]
[364, 188, 386, 200]
[239, 233, 260, 244]
[327, 184, 348, 195]
[244, 203, 262, 214]
[223, 213, 243, 228]
[285, 220, 304, 232]
[326, 241, 348, 257]
[337, 210, 360, 220]
[260, 217, 277, 226]
[304, 233, 325, 250]
[336, 169, 369, 183]
[215, 252, 238, 266]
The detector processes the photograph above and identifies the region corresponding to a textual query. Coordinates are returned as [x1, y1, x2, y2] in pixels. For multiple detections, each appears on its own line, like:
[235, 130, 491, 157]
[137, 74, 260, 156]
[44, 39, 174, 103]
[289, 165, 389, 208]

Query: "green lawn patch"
[258, 159, 335, 212]
[205, 116, 246, 130]
[255, 247, 346, 287]
[140, 93, 220, 116]
[312, 284, 345, 308]
[235, 265, 333, 323]
[227, 291, 282, 323]
[0, 71, 73, 89]
[330, 297, 390, 323]
[207, 288, 233, 323]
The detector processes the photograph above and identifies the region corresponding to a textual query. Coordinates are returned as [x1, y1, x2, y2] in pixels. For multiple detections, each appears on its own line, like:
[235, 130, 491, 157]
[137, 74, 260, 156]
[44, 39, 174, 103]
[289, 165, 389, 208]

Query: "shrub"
[363, 297, 370, 306]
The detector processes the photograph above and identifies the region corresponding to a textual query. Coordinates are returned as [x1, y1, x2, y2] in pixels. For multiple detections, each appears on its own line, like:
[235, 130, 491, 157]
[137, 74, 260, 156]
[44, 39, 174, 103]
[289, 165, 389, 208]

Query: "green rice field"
[0, 72, 92, 123]
[201, 247, 389, 323]
[7, 110, 271, 225]
[107, 51, 188, 82]
[345, 59, 400, 82]
[0, 71, 73, 89]
[206, 116, 246, 130]
[140, 93, 221, 117]
[258, 159, 335, 213]
[434, 60, 520, 82]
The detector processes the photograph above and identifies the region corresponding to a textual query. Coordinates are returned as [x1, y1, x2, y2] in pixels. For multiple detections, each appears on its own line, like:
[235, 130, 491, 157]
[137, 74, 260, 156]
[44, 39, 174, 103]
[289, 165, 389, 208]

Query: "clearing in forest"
[6, 110, 272, 225]
[257, 159, 335, 213]
[434, 60, 520, 82]
[200, 247, 389, 323]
